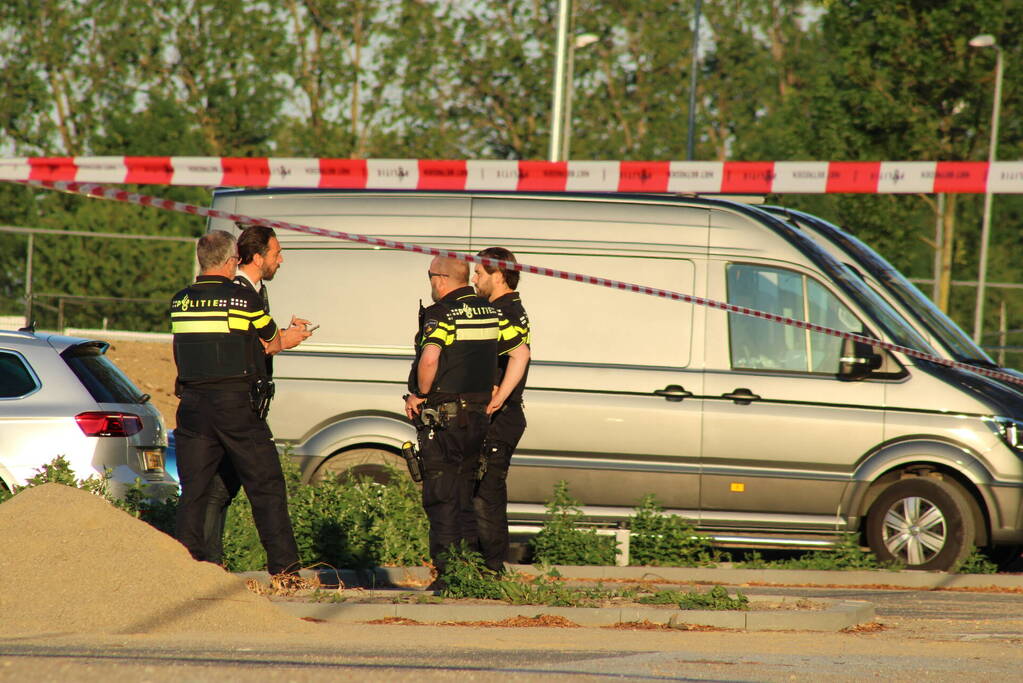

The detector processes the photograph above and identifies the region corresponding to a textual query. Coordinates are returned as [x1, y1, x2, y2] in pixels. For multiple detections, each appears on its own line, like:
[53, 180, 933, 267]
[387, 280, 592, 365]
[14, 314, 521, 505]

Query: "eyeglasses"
[427, 271, 448, 279]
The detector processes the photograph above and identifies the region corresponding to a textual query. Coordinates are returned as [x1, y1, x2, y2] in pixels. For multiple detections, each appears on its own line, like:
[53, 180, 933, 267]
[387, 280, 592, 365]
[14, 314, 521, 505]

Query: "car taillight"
[75, 412, 143, 437]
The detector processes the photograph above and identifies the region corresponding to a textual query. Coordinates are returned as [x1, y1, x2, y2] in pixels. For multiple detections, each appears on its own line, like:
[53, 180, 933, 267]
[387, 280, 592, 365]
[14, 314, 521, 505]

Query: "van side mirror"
[838, 338, 884, 381]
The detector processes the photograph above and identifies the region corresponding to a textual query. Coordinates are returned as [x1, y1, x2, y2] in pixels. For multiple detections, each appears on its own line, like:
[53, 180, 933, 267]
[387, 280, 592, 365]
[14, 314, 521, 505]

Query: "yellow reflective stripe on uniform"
[172, 310, 227, 318]
[455, 317, 500, 341]
[498, 323, 518, 342]
[457, 327, 500, 341]
[251, 313, 273, 329]
[228, 316, 250, 331]
[172, 320, 231, 334]
[422, 320, 455, 347]
[228, 308, 265, 318]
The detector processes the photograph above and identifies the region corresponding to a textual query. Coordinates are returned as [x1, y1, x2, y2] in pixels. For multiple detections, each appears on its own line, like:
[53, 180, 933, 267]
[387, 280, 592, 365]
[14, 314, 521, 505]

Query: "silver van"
[209, 189, 1023, 570]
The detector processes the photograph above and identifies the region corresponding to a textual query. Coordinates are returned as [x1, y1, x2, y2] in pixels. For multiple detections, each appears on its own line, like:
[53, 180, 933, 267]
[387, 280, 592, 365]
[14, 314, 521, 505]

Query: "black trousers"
[202, 464, 241, 566]
[418, 408, 489, 576]
[175, 388, 299, 575]
[474, 402, 526, 572]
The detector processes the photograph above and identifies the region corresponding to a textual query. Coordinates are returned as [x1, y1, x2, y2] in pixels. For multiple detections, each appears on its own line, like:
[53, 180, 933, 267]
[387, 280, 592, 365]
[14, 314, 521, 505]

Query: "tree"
[785, 0, 1022, 335]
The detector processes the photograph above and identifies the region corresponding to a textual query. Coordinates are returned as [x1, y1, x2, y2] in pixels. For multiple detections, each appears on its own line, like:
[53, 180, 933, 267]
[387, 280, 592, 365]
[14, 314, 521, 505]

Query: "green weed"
[735, 534, 894, 571]
[529, 481, 617, 566]
[628, 494, 727, 567]
[954, 547, 999, 574]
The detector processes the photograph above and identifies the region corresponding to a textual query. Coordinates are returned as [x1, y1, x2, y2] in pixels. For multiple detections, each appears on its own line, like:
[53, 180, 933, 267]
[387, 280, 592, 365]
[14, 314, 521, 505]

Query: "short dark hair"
[237, 225, 276, 265]
[477, 247, 519, 289]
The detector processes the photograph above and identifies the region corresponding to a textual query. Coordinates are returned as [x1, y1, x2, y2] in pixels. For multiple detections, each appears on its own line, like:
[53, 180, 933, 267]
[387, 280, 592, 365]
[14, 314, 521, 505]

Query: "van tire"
[310, 448, 408, 485]
[865, 476, 975, 571]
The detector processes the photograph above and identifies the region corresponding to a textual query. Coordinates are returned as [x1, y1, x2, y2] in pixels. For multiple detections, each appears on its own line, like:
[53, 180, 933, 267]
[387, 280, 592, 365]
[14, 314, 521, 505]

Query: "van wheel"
[865, 477, 975, 571]
[310, 448, 408, 486]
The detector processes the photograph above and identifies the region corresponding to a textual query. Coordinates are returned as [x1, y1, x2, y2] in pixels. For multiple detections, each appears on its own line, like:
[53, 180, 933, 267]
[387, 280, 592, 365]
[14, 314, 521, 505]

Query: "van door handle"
[721, 388, 761, 405]
[654, 385, 694, 402]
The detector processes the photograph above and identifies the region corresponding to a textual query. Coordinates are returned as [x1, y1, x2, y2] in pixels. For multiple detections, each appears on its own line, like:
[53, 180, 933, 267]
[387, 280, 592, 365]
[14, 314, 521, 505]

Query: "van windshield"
[779, 209, 995, 366]
[754, 208, 939, 358]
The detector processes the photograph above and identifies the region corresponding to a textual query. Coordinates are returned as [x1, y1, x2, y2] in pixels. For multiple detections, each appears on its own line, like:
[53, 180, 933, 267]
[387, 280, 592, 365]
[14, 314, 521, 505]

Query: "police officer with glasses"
[405, 255, 500, 588]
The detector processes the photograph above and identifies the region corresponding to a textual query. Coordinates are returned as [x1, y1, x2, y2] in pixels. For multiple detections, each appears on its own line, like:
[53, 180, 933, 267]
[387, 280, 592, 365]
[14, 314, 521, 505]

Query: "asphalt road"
[1, 585, 1020, 681]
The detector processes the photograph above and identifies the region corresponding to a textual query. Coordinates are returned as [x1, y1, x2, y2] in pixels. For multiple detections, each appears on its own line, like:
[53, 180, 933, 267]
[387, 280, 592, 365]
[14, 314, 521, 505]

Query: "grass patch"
[439, 548, 747, 609]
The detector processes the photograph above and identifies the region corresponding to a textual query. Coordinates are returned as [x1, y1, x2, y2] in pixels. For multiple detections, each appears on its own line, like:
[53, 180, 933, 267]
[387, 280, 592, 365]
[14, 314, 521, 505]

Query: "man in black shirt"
[472, 247, 531, 573]
[404, 255, 500, 586]
[170, 230, 299, 576]
[200, 224, 312, 567]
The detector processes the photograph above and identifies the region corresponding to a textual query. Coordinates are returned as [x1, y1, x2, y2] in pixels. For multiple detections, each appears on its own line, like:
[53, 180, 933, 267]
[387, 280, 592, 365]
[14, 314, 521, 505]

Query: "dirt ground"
[104, 340, 178, 430]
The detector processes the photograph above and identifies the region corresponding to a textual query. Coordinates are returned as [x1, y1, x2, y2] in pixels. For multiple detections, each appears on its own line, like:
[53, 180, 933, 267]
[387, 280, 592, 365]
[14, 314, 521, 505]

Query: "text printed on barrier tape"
[3, 157, 1023, 194]
[14, 178, 1023, 388]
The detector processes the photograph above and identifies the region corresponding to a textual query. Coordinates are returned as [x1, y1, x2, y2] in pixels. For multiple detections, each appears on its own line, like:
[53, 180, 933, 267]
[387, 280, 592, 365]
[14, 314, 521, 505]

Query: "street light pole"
[686, 0, 703, 160]
[548, 0, 571, 162]
[969, 34, 1004, 344]
[561, 33, 599, 161]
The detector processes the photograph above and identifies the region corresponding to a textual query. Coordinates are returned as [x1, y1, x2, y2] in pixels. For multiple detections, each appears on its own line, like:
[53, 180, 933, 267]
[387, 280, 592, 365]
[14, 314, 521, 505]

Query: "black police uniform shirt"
[492, 291, 530, 404]
[409, 286, 500, 398]
[170, 275, 278, 390]
[233, 272, 275, 376]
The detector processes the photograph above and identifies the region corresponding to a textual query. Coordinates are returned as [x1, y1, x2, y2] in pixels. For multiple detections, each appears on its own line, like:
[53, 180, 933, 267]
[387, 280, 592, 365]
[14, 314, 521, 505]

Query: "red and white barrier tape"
[14, 178, 1023, 387]
[4, 157, 1023, 194]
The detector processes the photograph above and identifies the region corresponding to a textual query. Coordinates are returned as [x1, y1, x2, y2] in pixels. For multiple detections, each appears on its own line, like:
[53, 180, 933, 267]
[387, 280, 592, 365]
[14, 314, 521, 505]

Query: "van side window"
[0, 351, 39, 398]
[726, 264, 865, 373]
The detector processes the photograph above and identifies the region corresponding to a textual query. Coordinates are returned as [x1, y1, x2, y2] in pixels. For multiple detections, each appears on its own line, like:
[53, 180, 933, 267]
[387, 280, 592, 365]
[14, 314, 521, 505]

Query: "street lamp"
[969, 33, 1004, 344]
[561, 33, 599, 161]
[548, 0, 571, 162]
[686, 0, 704, 160]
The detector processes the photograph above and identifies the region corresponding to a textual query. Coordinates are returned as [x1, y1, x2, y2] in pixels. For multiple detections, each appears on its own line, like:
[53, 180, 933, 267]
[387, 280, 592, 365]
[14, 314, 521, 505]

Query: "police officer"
[171, 229, 299, 576]
[404, 255, 500, 587]
[200, 224, 312, 566]
[471, 247, 531, 573]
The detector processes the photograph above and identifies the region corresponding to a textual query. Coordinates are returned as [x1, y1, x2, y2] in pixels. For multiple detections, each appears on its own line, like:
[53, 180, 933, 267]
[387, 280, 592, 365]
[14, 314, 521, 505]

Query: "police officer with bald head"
[405, 255, 500, 588]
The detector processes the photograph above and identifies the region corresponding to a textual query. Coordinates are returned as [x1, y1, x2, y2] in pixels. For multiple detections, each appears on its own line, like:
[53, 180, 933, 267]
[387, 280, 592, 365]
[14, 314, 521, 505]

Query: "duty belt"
[421, 398, 486, 429]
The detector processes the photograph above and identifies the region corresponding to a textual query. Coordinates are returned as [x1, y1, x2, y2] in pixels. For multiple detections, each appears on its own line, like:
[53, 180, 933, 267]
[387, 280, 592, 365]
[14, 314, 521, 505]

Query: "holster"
[249, 378, 275, 420]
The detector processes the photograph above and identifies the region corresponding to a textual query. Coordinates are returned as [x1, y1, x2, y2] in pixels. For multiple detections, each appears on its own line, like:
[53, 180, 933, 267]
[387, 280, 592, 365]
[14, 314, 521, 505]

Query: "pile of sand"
[0, 483, 313, 637]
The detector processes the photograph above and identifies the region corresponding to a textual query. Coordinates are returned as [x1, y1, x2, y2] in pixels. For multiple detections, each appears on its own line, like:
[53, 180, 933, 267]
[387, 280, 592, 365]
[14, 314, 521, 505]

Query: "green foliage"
[222, 452, 430, 572]
[628, 494, 727, 567]
[438, 543, 505, 600]
[0, 455, 178, 533]
[638, 585, 749, 611]
[954, 547, 1000, 575]
[439, 552, 750, 610]
[529, 481, 616, 566]
[736, 535, 893, 571]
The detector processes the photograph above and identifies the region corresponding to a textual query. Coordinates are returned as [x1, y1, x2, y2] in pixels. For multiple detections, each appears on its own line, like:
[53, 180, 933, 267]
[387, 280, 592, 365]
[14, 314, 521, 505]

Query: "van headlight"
[987, 417, 1023, 452]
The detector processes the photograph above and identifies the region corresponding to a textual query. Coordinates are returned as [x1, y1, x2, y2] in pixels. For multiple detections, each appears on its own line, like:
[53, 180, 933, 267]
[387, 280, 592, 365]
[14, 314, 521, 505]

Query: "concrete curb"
[268, 592, 874, 631]
[239, 564, 1023, 590]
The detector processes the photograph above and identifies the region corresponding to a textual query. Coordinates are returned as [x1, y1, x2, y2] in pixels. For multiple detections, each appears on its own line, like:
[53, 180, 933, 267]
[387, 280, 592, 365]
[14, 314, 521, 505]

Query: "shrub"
[628, 494, 726, 567]
[222, 453, 430, 571]
[438, 543, 504, 599]
[529, 481, 616, 566]
[955, 547, 999, 574]
[0, 455, 179, 533]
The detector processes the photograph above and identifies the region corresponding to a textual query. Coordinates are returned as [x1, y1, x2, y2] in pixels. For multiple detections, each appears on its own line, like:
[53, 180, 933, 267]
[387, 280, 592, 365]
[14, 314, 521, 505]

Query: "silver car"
[0, 329, 176, 498]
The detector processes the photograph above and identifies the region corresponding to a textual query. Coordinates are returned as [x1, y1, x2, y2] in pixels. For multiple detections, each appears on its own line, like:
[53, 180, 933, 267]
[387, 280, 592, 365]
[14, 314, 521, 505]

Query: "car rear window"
[0, 351, 39, 398]
[61, 343, 145, 404]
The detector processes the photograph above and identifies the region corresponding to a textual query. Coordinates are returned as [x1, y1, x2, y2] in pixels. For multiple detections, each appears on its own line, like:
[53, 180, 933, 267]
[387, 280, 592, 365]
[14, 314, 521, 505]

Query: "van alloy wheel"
[865, 477, 975, 571]
[310, 447, 409, 486]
